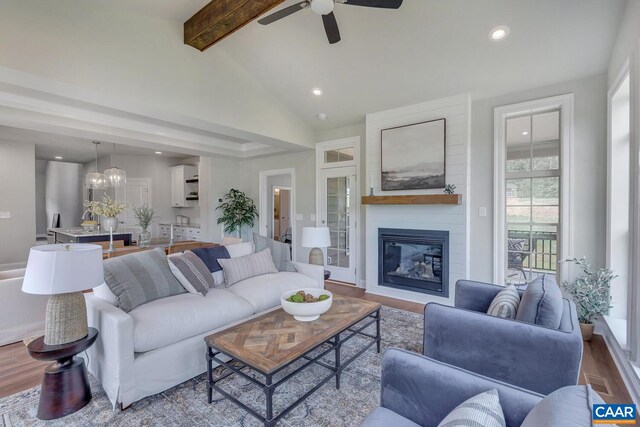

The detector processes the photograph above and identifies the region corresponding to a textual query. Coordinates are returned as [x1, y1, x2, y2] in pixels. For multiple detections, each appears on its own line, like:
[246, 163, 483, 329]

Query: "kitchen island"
[51, 228, 132, 246]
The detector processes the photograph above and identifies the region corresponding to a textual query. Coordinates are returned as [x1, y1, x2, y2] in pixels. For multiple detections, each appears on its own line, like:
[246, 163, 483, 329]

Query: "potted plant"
[84, 195, 127, 232]
[133, 204, 156, 248]
[216, 189, 258, 240]
[561, 257, 617, 341]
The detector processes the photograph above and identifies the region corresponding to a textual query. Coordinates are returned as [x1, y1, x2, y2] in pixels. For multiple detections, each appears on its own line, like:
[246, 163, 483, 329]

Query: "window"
[494, 94, 573, 285]
[505, 111, 561, 284]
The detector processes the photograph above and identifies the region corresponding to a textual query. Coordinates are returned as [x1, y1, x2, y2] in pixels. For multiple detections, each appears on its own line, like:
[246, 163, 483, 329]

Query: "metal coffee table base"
[206, 309, 381, 427]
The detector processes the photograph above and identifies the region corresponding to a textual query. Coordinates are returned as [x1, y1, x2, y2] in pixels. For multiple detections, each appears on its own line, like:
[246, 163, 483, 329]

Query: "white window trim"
[493, 94, 574, 284]
[315, 136, 361, 286]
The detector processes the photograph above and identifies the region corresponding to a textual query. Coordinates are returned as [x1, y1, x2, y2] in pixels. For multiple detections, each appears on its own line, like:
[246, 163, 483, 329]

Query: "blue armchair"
[362, 349, 608, 427]
[422, 279, 583, 395]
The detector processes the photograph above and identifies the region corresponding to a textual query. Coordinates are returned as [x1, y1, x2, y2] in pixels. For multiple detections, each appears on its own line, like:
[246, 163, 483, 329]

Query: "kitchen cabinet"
[171, 165, 197, 208]
[159, 224, 202, 242]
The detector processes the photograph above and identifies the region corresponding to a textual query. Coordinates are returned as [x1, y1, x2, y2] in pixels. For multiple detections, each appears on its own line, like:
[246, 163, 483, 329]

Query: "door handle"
[321, 219, 326, 224]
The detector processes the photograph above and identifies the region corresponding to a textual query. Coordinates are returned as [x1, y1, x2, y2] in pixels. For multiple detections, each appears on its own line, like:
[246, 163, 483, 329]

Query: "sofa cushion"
[361, 407, 420, 427]
[191, 246, 229, 274]
[93, 282, 118, 306]
[487, 284, 520, 319]
[103, 248, 186, 312]
[516, 274, 563, 329]
[228, 271, 320, 313]
[226, 242, 254, 258]
[522, 385, 613, 427]
[218, 249, 278, 287]
[167, 251, 213, 296]
[129, 288, 254, 352]
[437, 389, 505, 427]
[253, 232, 292, 271]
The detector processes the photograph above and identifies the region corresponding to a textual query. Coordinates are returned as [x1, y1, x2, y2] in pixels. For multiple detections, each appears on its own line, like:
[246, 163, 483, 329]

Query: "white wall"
[0, 0, 314, 148]
[470, 74, 608, 282]
[0, 141, 35, 268]
[364, 94, 471, 305]
[608, 0, 640, 86]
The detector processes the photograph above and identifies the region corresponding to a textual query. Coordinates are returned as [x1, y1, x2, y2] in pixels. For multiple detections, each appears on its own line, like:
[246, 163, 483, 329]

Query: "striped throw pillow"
[437, 389, 505, 427]
[218, 248, 278, 287]
[487, 285, 520, 319]
[167, 250, 214, 296]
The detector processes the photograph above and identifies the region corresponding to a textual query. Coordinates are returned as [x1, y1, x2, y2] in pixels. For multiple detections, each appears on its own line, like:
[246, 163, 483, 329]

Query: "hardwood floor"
[0, 281, 633, 407]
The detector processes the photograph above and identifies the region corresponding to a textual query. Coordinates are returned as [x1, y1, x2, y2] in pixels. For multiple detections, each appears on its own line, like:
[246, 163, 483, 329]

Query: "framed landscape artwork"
[381, 118, 446, 191]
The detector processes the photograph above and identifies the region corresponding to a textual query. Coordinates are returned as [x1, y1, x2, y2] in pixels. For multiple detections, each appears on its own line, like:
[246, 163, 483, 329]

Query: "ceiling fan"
[258, 0, 403, 45]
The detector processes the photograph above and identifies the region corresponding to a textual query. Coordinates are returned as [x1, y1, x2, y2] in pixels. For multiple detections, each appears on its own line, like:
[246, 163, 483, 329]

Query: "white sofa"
[84, 257, 324, 408]
[0, 268, 49, 346]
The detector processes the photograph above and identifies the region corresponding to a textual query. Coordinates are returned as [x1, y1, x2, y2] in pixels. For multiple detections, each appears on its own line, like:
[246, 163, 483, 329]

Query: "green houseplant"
[132, 204, 156, 247]
[216, 189, 258, 239]
[561, 257, 617, 341]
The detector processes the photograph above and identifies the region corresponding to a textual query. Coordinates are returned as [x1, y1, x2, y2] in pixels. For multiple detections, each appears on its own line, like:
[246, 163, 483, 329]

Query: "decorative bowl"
[281, 288, 333, 322]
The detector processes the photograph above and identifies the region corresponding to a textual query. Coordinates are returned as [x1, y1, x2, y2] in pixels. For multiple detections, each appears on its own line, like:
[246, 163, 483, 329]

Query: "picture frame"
[380, 118, 446, 191]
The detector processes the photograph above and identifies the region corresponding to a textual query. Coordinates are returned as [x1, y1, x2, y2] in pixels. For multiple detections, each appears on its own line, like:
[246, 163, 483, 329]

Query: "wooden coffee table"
[205, 295, 381, 427]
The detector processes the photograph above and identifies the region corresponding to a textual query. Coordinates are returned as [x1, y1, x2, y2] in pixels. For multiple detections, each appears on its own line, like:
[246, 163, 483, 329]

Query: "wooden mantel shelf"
[361, 194, 462, 205]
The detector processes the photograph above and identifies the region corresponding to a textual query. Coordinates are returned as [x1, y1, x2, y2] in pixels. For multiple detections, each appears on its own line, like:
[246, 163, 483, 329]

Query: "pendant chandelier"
[85, 141, 107, 190]
[104, 143, 127, 188]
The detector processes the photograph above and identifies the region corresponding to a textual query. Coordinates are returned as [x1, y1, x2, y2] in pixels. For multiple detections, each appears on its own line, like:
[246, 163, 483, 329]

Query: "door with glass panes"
[319, 166, 357, 283]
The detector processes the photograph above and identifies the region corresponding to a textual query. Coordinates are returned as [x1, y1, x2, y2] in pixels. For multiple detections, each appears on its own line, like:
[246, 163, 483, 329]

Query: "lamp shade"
[22, 244, 104, 295]
[301, 227, 331, 248]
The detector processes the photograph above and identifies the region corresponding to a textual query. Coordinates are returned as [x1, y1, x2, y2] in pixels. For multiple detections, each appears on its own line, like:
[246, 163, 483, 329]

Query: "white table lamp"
[22, 244, 104, 345]
[301, 227, 331, 266]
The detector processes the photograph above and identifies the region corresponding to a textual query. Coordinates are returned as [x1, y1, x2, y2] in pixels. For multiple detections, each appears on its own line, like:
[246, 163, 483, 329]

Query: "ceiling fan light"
[311, 0, 334, 15]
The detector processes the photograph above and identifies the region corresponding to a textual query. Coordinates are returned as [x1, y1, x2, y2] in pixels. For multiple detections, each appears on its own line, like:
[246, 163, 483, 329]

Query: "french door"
[319, 166, 357, 283]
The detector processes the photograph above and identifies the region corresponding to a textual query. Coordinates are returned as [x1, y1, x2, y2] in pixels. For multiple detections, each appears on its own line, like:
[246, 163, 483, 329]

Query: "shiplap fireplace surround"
[364, 94, 471, 306]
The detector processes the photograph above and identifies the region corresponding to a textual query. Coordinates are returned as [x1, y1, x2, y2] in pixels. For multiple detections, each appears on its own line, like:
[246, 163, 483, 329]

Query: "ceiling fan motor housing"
[311, 0, 335, 15]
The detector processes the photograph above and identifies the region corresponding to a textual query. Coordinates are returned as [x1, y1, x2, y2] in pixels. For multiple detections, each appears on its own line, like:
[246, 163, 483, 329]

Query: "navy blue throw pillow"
[191, 246, 230, 273]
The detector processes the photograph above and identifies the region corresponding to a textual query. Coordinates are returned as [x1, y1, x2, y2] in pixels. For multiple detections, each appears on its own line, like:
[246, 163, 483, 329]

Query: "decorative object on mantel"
[381, 118, 446, 191]
[216, 189, 259, 239]
[133, 204, 156, 248]
[22, 244, 104, 345]
[443, 184, 456, 195]
[361, 194, 461, 205]
[301, 226, 332, 265]
[85, 141, 107, 190]
[561, 257, 616, 341]
[103, 142, 127, 188]
[84, 195, 127, 232]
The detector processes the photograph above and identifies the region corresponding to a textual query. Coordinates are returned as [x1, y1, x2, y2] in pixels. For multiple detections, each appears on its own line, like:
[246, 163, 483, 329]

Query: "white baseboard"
[600, 319, 640, 405]
[0, 261, 27, 271]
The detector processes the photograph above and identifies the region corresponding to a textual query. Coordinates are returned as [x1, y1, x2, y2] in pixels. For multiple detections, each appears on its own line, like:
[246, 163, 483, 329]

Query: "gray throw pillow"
[218, 248, 278, 287]
[167, 250, 214, 296]
[487, 285, 520, 319]
[522, 385, 614, 427]
[103, 248, 186, 312]
[437, 389, 505, 427]
[515, 274, 563, 328]
[253, 232, 292, 271]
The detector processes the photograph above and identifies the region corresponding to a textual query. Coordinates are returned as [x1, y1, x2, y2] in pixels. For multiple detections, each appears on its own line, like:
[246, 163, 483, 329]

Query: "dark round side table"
[324, 270, 331, 280]
[27, 327, 99, 420]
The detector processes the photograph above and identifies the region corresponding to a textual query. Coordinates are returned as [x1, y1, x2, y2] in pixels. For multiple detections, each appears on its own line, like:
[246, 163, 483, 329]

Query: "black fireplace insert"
[378, 228, 449, 297]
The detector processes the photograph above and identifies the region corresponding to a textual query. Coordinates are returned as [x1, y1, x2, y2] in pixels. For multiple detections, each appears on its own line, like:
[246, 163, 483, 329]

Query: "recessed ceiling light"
[312, 88, 323, 96]
[155, 151, 163, 155]
[522, 131, 529, 136]
[317, 113, 328, 121]
[54, 156, 63, 160]
[489, 25, 510, 41]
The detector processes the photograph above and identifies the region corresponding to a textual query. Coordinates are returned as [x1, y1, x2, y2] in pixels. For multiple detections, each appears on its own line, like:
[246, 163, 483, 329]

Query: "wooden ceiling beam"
[184, 0, 285, 51]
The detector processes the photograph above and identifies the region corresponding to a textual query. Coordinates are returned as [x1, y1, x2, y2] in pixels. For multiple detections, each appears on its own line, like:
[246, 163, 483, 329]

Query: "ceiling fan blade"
[258, 1, 309, 25]
[322, 12, 341, 44]
[341, 0, 403, 8]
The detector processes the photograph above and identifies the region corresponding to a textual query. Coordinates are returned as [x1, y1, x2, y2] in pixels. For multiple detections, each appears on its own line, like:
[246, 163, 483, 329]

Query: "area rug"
[0, 306, 423, 427]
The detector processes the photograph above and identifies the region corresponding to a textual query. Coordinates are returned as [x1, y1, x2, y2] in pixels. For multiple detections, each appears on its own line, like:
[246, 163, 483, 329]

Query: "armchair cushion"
[516, 274, 563, 328]
[487, 284, 520, 319]
[437, 389, 505, 427]
[521, 385, 613, 427]
[361, 407, 420, 427]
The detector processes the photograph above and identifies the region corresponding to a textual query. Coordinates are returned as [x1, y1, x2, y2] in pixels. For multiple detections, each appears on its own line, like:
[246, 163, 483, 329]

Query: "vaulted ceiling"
[86, 0, 628, 133]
